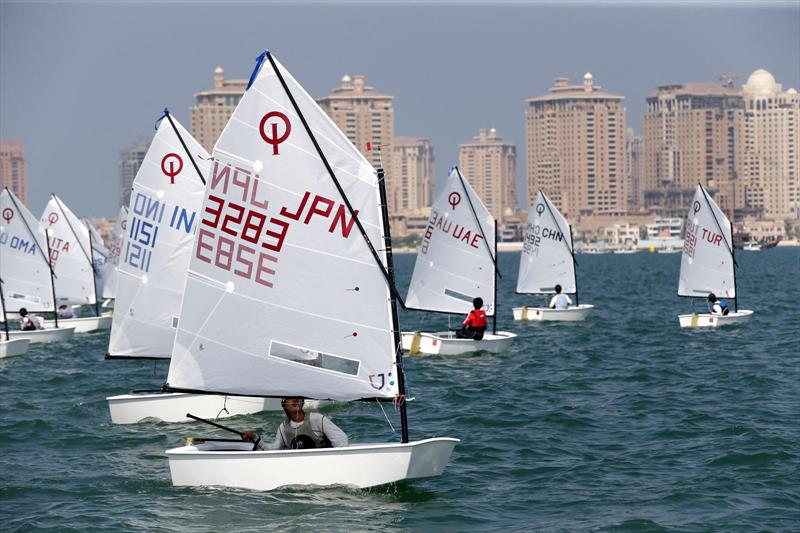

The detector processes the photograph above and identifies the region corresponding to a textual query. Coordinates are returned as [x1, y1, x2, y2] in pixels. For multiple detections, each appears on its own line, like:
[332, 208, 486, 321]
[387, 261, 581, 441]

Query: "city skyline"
[1, 2, 798, 217]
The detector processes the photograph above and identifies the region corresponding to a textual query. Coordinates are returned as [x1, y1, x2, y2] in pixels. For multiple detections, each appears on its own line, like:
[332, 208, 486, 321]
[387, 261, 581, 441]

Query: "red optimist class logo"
[259, 112, 291, 155]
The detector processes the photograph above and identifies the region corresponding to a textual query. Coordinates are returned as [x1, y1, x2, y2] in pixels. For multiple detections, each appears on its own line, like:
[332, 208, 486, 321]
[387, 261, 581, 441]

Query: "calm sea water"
[1, 249, 798, 532]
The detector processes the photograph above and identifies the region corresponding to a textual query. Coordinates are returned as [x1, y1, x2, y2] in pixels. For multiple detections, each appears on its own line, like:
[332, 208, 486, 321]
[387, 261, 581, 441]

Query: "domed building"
[736, 68, 799, 222]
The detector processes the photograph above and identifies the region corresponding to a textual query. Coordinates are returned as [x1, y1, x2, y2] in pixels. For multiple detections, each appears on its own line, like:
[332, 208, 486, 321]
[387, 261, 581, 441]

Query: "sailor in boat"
[18, 308, 44, 331]
[57, 305, 76, 319]
[549, 284, 573, 310]
[242, 397, 348, 450]
[707, 293, 730, 316]
[455, 297, 488, 340]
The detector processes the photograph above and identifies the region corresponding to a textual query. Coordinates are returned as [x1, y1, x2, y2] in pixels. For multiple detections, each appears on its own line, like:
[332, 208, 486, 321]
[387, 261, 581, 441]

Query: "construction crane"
[718, 71, 741, 89]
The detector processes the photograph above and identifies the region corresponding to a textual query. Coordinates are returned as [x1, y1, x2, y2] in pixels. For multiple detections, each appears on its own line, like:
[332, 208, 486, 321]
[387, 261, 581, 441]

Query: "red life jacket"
[464, 309, 487, 329]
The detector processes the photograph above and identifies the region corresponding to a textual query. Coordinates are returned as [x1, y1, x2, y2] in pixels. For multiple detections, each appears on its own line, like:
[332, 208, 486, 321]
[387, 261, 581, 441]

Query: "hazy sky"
[1, 1, 798, 217]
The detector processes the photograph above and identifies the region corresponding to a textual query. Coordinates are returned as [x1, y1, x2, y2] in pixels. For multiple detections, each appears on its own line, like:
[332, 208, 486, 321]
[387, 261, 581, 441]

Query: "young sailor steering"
[707, 293, 730, 316]
[243, 397, 348, 450]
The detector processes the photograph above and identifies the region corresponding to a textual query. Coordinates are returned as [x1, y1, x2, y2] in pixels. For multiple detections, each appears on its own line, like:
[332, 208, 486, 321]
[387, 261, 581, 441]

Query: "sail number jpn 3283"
[196, 161, 359, 288]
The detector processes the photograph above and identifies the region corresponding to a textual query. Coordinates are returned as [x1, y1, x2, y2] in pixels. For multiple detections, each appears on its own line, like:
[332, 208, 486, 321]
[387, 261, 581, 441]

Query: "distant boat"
[513, 190, 594, 322]
[677, 184, 754, 328]
[0, 188, 77, 344]
[99, 206, 128, 306]
[39, 195, 111, 333]
[658, 247, 682, 254]
[742, 242, 762, 251]
[613, 248, 638, 254]
[401, 166, 517, 354]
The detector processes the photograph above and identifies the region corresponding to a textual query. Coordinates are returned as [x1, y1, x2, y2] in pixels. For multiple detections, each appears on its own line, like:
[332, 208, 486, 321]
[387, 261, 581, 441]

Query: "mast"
[0, 277, 9, 341]
[570, 224, 580, 306]
[730, 220, 739, 312]
[44, 235, 59, 328]
[493, 220, 498, 334]
[87, 223, 101, 317]
[378, 168, 409, 443]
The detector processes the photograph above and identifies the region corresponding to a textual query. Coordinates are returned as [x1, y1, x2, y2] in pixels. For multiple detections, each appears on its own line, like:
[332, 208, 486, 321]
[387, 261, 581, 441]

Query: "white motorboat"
[401, 330, 516, 355]
[514, 191, 594, 322]
[0, 337, 30, 358]
[678, 310, 754, 328]
[108, 392, 327, 424]
[167, 437, 459, 491]
[677, 184, 753, 328]
[162, 51, 457, 491]
[43, 315, 111, 333]
[512, 304, 595, 322]
[402, 166, 517, 355]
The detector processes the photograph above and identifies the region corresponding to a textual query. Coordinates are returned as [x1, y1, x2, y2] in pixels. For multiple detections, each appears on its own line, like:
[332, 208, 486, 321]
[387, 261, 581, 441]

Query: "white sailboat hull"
[512, 304, 595, 322]
[43, 315, 112, 333]
[400, 331, 517, 355]
[0, 338, 31, 358]
[678, 310, 754, 328]
[107, 392, 327, 424]
[4, 327, 76, 344]
[166, 437, 459, 491]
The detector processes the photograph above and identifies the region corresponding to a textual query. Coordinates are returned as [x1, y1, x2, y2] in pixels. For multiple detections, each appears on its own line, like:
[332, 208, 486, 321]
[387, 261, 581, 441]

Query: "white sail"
[40, 196, 97, 307]
[85, 220, 110, 300]
[405, 167, 496, 315]
[101, 206, 128, 299]
[0, 189, 54, 312]
[678, 185, 736, 298]
[107, 115, 208, 359]
[166, 53, 398, 400]
[516, 191, 576, 294]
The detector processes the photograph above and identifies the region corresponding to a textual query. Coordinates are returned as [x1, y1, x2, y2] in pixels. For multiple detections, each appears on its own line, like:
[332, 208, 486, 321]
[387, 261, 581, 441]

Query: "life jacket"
[278, 414, 332, 450]
[718, 300, 730, 315]
[20, 316, 37, 331]
[465, 309, 487, 329]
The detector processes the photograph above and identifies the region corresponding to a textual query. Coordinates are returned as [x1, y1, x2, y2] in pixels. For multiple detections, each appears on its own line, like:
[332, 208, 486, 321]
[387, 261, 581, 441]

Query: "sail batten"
[678, 185, 736, 298]
[516, 191, 577, 295]
[107, 113, 208, 359]
[166, 53, 398, 401]
[405, 167, 496, 316]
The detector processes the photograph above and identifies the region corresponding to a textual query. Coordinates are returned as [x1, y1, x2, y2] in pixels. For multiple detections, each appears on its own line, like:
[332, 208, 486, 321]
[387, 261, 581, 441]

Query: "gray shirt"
[255, 412, 348, 450]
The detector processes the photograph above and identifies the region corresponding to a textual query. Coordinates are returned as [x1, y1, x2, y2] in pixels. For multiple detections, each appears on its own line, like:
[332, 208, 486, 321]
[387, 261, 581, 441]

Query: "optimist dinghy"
[163, 51, 458, 491]
[99, 206, 128, 307]
[401, 166, 516, 355]
[513, 191, 593, 322]
[0, 337, 30, 358]
[38, 195, 110, 333]
[0, 188, 77, 344]
[1, 284, 30, 357]
[677, 184, 753, 328]
[105, 110, 275, 424]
